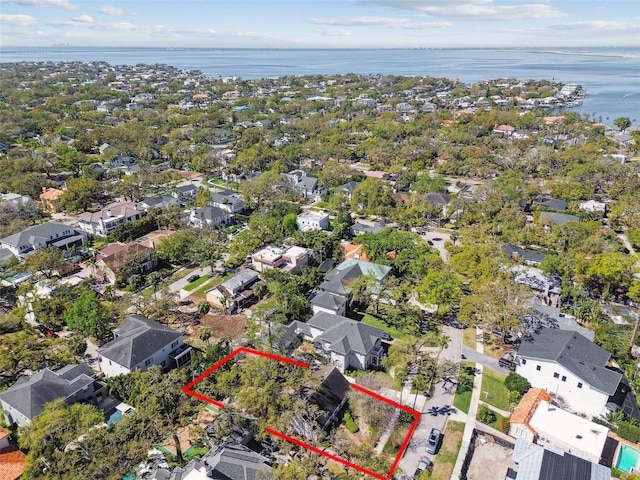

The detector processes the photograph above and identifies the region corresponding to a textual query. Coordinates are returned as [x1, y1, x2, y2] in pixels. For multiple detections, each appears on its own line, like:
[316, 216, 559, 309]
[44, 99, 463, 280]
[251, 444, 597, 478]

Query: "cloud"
[71, 14, 93, 23]
[97, 5, 125, 15]
[309, 16, 451, 29]
[0, 13, 37, 26]
[0, 0, 76, 10]
[358, 0, 564, 20]
[552, 20, 640, 32]
[313, 27, 352, 37]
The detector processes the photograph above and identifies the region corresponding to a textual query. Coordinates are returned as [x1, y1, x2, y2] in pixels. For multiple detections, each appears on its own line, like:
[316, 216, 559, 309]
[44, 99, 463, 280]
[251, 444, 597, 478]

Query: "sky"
[1, 0, 639, 49]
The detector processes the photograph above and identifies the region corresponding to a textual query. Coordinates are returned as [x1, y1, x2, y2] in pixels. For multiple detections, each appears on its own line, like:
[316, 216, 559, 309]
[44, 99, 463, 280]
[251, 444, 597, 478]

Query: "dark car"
[380, 332, 392, 341]
[414, 456, 433, 478]
[426, 428, 442, 454]
[187, 274, 200, 283]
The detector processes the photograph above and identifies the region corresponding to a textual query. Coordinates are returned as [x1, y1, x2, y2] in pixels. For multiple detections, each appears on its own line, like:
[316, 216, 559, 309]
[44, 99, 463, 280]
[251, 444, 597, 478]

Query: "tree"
[23, 246, 67, 279]
[614, 117, 632, 132]
[64, 290, 110, 340]
[417, 270, 463, 315]
[198, 326, 211, 345]
[157, 230, 198, 265]
[59, 176, 100, 213]
[505, 372, 530, 395]
[193, 187, 211, 207]
[197, 301, 211, 317]
[67, 335, 88, 360]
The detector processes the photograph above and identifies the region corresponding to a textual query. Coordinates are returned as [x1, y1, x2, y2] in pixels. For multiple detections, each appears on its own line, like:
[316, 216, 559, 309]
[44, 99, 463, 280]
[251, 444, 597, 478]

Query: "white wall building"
[296, 210, 330, 232]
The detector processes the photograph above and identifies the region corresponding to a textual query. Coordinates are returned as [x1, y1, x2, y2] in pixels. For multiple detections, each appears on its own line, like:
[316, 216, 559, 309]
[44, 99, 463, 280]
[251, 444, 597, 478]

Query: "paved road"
[461, 345, 511, 375]
[420, 230, 452, 263]
[398, 325, 463, 476]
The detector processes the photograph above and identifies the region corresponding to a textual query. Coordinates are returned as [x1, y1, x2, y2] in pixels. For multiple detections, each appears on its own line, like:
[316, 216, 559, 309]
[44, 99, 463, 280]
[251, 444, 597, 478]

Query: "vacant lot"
[431, 420, 465, 480]
[466, 436, 515, 480]
[196, 313, 247, 341]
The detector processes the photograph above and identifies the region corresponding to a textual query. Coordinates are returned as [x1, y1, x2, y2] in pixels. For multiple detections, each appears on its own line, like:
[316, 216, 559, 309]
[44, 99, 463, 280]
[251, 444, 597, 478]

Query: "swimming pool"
[616, 444, 640, 473]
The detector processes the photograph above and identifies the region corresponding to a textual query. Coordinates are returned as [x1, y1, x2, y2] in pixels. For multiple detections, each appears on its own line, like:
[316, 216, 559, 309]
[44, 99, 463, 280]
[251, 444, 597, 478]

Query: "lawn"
[453, 362, 476, 413]
[184, 274, 212, 292]
[480, 368, 511, 411]
[192, 273, 231, 298]
[482, 332, 506, 360]
[359, 311, 412, 341]
[463, 327, 477, 349]
[431, 420, 465, 480]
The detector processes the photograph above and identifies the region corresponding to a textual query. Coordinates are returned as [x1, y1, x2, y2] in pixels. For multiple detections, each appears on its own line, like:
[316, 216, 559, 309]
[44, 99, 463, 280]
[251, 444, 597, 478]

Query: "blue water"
[617, 444, 640, 473]
[1, 47, 639, 120]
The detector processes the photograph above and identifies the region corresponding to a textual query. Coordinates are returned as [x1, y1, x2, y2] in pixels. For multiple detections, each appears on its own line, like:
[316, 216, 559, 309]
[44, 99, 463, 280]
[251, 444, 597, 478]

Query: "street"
[398, 324, 462, 476]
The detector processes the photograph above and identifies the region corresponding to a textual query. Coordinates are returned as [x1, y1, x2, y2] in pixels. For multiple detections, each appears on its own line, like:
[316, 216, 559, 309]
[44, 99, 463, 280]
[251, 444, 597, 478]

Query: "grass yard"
[184, 274, 212, 292]
[480, 368, 511, 411]
[452, 362, 476, 414]
[359, 312, 412, 341]
[482, 332, 506, 360]
[463, 327, 477, 349]
[192, 273, 231, 298]
[431, 420, 465, 480]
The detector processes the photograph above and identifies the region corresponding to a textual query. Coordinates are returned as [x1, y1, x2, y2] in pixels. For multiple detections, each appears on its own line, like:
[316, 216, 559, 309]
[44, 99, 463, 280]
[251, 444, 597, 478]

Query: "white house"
[211, 189, 244, 213]
[206, 269, 260, 313]
[515, 328, 640, 421]
[296, 210, 330, 232]
[290, 312, 385, 373]
[189, 206, 231, 228]
[97, 315, 191, 377]
[0, 221, 86, 258]
[77, 202, 145, 237]
[251, 245, 310, 273]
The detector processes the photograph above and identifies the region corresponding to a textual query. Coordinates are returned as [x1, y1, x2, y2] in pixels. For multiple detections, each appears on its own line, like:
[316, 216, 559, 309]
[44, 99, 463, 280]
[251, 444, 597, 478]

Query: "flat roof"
[529, 400, 608, 460]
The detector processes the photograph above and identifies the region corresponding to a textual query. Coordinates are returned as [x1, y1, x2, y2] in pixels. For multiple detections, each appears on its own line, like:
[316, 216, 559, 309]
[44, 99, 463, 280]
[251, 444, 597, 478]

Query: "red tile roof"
[0, 447, 26, 480]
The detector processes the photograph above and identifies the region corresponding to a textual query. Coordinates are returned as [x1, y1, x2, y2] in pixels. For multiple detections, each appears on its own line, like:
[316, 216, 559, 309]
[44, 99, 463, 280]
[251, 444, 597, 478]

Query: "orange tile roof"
[39, 187, 64, 201]
[341, 243, 370, 262]
[0, 447, 26, 480]
[510, 388, 552, 425]
[0, 426, 9, 440]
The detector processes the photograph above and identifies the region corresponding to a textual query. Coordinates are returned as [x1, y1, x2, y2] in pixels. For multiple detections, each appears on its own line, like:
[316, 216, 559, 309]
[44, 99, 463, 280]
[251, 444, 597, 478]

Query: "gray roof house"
[511, 438, 610, 480]
[350, 221, 385, 236]
[0, 221, 86, 258]
[282, 170, 326, 200]
[97, 315, 191, 377]
[337, 181, 361, 200]
[310, 258, 392, 316]
[173, 184, 198, 201]
[291, 312, 385, 372]
[534, 197, 568, 211]
[0, 364, 108, 427]
[139, 195, 180, 211]
[539, 212, 579, 226]
[189, 206, 231, 228]
[149, 444, 271, 480]
[211, 189, 245, 213]
[424, 192, 451, 206]
[206, 269, 260, 313]
[516, 328, 640, 421]
[503, 243, 547, 265]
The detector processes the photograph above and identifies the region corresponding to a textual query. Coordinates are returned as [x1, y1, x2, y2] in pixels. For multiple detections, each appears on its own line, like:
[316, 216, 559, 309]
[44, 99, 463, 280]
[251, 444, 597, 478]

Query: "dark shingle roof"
[97, 315, 182, 369]
[535, 197, 568, 211]
[0, 364, 94, 420]
[0, 221, 74, 249]
[503, 243, 547, 264]
[539, 211, 579, 226]
[308, 312, 384, 355]
[204, 444, 271, 480]
[517, 328, 621, 395]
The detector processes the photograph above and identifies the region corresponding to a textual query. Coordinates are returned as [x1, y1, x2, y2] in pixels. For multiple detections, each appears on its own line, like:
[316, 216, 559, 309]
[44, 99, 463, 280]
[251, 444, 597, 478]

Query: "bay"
[1, 46, 639, 122]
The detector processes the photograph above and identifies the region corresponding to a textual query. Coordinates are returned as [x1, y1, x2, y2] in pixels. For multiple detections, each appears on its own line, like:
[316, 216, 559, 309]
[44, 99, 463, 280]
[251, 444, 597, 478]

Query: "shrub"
[497, 416, 510, 434]
[343, 411, 359, 433]
[617, 421, 640, 443]
[477, 404, 496, 425]
[505, 372, 530, 394]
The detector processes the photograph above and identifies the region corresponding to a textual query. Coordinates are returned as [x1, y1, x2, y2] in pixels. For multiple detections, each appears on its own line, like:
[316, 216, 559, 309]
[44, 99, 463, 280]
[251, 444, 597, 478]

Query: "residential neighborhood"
[0, 59, 639, 480]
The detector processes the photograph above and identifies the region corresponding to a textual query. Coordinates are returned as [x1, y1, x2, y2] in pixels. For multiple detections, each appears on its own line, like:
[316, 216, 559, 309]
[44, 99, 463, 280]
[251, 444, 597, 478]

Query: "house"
[1, 192, 33, 208]
[251, 245, 310, 273]
[310, 258, 392, 316]
[93, 242, 158, 285]
[503, 243, 546, 265]
[0, 364, 108, 427]
[300, 366, 350, 432]
[77, 202, 146, 237]
[341, 242, 370, 262]
[206, 269, 260, 313]
[337, 181, 361, 200]
[109, 155, 136, 169]
[0, 221, 86, 258]
[424, 192, 451, 216]
[351, 221, 385, 236]
[39, 187, 65, 213]
[579, 200, 607, 214]
[211, 189, 245, 213]
[139, 194, 179, 211]
[282, 170, 326, 200]
[0, 426, 26, 480]
[509, 388, 609, 463]
[149, 444, 271, 480]
[515, 328, 640, 421]
[510, 438, 610, 480]
[189, 206, 231, 228]
[290, 312, 385, 372]
[296, 210, 330, 232]
[173, 183, 198, 202]
[535, 197, 568, 211]
[539, 211, 579, 226]
[97, 315, 192, 377]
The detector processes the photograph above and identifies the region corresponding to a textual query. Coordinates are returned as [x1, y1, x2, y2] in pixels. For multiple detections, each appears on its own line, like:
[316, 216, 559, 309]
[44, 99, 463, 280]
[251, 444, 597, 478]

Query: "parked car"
[414, 456, 433, 478]
[380, 332, 392, 341]
[187, 274, 200, 283]
[425, 428, 442, 454]
[498, 351, 517, 371]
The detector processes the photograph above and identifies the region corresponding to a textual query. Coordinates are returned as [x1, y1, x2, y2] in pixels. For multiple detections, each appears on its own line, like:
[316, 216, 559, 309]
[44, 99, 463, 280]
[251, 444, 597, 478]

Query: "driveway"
[398, 325, 463, 476]
[166, 266, 212, 299]
[461, 345, 511, 375]
[420, 230, 452, 263]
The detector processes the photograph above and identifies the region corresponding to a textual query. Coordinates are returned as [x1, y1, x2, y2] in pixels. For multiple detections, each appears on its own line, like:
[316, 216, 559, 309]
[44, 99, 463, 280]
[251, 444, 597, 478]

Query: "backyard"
[480, 368, 511, 411]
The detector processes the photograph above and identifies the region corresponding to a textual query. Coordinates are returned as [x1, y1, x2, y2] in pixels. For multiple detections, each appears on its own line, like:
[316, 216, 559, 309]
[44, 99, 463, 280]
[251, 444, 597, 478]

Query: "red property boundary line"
[182, 347, 420, 479]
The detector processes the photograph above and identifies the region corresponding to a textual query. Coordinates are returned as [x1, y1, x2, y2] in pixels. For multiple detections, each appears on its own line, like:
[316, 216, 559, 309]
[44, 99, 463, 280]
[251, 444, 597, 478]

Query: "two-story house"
[189, 206, 231, 228]
[0, 221, 86, 258]
[93, 242, 158, 285]
[283, 170, 326, 201]
[77, 202, 146, 237]
[206, 269, 259, 313]
[251, 245, 310, 273]
[211, 189, 245, 213]
[515, 328, 640, 421]
[0, 364, 108, 427]
[296, 210, 330, 232]
[290, 312, 385, 373]
[97, 315, 192, 377]
[39, 187, 64, 213]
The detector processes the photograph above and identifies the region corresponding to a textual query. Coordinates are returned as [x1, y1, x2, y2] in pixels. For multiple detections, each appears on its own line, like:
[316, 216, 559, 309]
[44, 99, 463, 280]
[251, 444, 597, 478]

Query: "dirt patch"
[195, 313, 248, 341]
[162, 407, 217, 456]
[465, 438, 515, 480]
